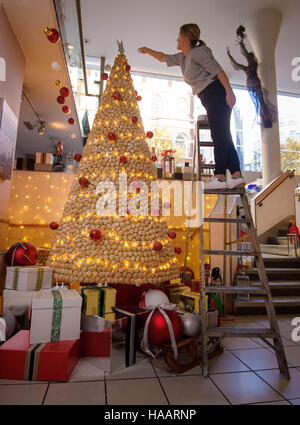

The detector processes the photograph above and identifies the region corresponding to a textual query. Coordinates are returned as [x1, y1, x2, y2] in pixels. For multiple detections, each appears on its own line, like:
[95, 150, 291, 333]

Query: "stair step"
[206, 327, 276, 338]
[262, 258, 300, 268]
[267, 236, 289, 246]
[204, 188, 245, 195]
[204, 217, 250, 224]
[247, 267, 300, 276]
[204, 286, 266, 294]
[204, 249, 256, 256]
[234, 296, 300, 308]
[260, 244, 291, 256]
[250, 281, 300, 290]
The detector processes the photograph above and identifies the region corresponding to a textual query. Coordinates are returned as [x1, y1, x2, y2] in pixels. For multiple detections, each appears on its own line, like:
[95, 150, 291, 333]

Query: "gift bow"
[289, 223, 300, 246]
[161, 149, 176, 157]
[143, 303, 179, 359]
[10, 242, 35, 267]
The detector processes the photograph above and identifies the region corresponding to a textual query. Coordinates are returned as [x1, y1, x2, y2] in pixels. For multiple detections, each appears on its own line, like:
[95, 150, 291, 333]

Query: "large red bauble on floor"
[147, 308, 182, 347]
[89, 229, 103, 241]
[5, 242, 38, 266]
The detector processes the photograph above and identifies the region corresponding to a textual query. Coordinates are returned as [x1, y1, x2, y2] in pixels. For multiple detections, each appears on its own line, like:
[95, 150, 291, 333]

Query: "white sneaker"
[227, 175, 246, 189]
[204, 177, 227, 190]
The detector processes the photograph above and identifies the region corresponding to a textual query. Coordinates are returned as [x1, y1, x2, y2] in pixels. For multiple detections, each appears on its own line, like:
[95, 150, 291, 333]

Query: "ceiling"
[2, 0, 300, 157]
[2, 0, 83, 156]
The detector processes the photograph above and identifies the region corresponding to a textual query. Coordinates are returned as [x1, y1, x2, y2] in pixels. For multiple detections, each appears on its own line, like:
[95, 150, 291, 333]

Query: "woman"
[138, 23, 245, 190]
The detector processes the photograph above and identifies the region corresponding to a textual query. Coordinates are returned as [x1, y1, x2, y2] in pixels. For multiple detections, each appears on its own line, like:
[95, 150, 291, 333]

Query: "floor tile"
[231, 348, 278, 370]
[160, 375, 229, 405]
[68, 358, 105, 382]
[222, 337, 263, 350]
[44, 381, 105, 405]
[105, 358, 156, 380]
[207, 350, 250, 374]
[106, 378, 168, 405]
[283, 346, 300, 367]
[210, 371, 284, 405]
[230, 321, 265, 329]
[0, 384, 48, 405]
[289, 398, 300, 405]
[257, 368, 300, 399]
[0, 379, 48, 385]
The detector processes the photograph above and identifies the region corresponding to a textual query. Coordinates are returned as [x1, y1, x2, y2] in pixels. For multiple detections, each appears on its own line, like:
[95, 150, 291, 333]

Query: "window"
[150, 95, 162, 117]
[175, 133, 187, 154]
[177, 98, 188, 116]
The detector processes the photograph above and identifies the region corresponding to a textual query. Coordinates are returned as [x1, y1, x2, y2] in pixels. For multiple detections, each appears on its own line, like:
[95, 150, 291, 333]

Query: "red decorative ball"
[147, 308, 182, 347]
[131, 116, 138, 123]
[89, 229, 103, 241]
[68, 118, 74, 125]
[125, 65, 131, 71]
[146, 131, 153, 139]
[5, 242, 38, 266]
[153, 241, 163, 251]
[113, 92, 122, 101]
[79, 177, 89, 187]
[135, 90, 138, 96]
[62, 105, 70, 113]
[74, 153, 82, 161]
[175, 247, 182, 254]
[101, 73, 108, 80]
[60, 87, 69, 97]
[127, 208, 131, 215]
[120, 155, 127, 163]
[136, 95, 142, 101]
[57, 95, 65, 104]
[50, 221, 59, 230]
[167, 230, 177, 240]
[47, 28, 60, 43]
[108, 132, 116, 141]
[151, 155, 157, 162]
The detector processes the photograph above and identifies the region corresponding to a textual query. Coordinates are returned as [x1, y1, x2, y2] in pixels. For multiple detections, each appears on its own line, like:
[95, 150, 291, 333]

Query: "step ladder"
[193, 117, 291, 379]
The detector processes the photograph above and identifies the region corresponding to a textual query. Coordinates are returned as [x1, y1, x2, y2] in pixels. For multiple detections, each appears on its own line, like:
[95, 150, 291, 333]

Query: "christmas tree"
[46, 42, 179, 286]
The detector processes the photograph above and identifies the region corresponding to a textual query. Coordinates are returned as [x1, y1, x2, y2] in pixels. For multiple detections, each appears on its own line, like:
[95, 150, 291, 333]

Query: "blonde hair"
[180, 23, 205, 47]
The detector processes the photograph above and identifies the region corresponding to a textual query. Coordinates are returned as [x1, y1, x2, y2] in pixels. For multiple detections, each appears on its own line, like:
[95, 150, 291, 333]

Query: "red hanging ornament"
[60, 87, 69, 97]
[108, 132, 116, 141]
[50, 221, 59, 230]
[89, 229, 103, 241]
[131, 116, 138, 123]
[57, 95, 65, 105]
[101, 73, 108, 80]
[151, 155, 157, 162]
[120, 155, 127, 163]
[62, 105, 70, 114]
[5, 242, 38, 267]
[135, 90, 138, 96]
[147, 308, 182, 347]
[45, 27, 60, 43]
[136, 188, 140, 194]
[79, 177, 89, 187]
[113, 92, 122, 101]
[68, 118, 75, 125]
[125, 65, 131, 71]
[127, 208, 131, 215]
[146, 131, 153, 139]
[153, 241, 163, 251]
[175, 247, 182, 254]
[136, 95, 142, 101]
[74, 153, 82, 161]
[167, 230, 177, 240]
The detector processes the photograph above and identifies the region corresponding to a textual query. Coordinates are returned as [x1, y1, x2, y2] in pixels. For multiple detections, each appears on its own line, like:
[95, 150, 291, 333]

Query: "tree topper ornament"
[117, 40, 125, 54]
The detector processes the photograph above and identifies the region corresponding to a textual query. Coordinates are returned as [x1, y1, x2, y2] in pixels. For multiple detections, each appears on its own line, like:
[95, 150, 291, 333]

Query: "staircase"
[260, 226, 298, 257]
[233, 256, 300, 314]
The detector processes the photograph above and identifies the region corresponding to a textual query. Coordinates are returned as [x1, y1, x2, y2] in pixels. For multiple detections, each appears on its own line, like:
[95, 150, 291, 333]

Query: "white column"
[246, 8, 282, 187]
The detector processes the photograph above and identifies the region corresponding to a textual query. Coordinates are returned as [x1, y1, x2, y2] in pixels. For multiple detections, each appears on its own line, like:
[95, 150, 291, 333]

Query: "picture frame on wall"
[0, 97, 18, 181]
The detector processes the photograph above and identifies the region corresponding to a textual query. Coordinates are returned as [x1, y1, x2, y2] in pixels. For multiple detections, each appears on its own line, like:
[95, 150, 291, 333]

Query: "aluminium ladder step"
[203, 249, 257, 256]
[198, 141, 214, 146]
[206, 327, 277, 338]
[204, 285, 266, 294]
[199, 164, 215, 169]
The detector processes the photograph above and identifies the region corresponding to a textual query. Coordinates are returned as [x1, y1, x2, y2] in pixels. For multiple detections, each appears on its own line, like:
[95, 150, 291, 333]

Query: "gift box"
[30, 288, 82, 344]
[81, 313, 112, 332]
[80, 328, 111, 358]
[5, 266, 53, 291]
[0, 330, 79, 382]
[178, 291, 208, 313]
[81, 285, 116, 317]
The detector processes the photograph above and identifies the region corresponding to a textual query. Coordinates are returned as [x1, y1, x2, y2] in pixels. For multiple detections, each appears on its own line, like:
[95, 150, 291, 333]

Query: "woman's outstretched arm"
[138, 47, 166, 62]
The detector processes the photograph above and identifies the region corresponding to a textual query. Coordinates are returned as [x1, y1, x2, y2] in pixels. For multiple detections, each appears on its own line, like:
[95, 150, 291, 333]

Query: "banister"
[254, 170, 295, 205]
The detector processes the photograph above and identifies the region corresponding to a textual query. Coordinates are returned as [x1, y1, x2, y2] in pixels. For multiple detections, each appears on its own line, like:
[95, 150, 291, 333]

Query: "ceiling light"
[38, 122, 45, 135]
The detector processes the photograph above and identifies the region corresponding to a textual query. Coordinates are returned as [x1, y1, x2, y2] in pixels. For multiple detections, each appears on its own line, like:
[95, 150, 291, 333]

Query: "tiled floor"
[0, 314, 300, 405]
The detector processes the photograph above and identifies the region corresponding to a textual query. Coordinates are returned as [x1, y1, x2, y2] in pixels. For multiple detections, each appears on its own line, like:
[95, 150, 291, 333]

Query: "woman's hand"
[138, 47, 149, 54]
[226, 89, 236, 109]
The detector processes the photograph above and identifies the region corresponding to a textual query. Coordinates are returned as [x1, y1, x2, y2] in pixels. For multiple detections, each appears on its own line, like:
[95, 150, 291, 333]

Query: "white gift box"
[81, 313, 112, 333]
[30, 289, 82, 344]
[5, 266, 53, 291]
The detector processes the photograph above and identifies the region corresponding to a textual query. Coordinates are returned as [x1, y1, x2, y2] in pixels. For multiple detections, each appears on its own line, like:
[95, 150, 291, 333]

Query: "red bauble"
[5, 242, 38, 266]
[167, 230, 177, 240]
[175, 247, 182, 254]
[57, 95, 65, 104]
[113, 92, 122, 101]
[120, 155, 127, 163]
[101, 73, 108, 80]
[135, 90, 138, 96]
[147, 308, 182, 347]
[151, 155, 157, 162]
[146, 131, 153, 139]
[125, 65, 131, 71]
[131, 116, 138, 123]
[62, 105, 70, 114]
[136, 188, 140, 193]
[108, 132, 116, 141]
[60, 87, 69, 97]
[79, 177, 89, 187]
[68, 118, 74, 125]
[136, 95, 142, 101]
[50, 221, 59, 230]
[74, 153, 82, 161]
[153, 241, 163, 251]
[89, 229, 103, 241]
[47, 28, 60, 43]
[127, 208, 130, 215]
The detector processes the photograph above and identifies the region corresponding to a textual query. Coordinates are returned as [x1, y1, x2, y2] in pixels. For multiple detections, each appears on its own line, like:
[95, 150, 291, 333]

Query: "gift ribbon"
[13, 268, 19, 290]
[161, 149, 176, 157]
[24, 343, 47, 380]
[35, 268, 44, 291]
[143, 303, 178, 360]
[10, 242, 35, 267]
[51, 290, 62, 342]
[81, 286, 112, 317]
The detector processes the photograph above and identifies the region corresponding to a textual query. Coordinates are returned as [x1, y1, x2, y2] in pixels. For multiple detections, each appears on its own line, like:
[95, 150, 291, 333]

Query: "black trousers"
[198, 79, 241, 176]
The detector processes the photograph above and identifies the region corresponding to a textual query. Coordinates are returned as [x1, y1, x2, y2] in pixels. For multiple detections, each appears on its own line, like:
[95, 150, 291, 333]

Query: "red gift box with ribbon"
[79, 328, 111, 358]
[0, 330, 79, 382]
